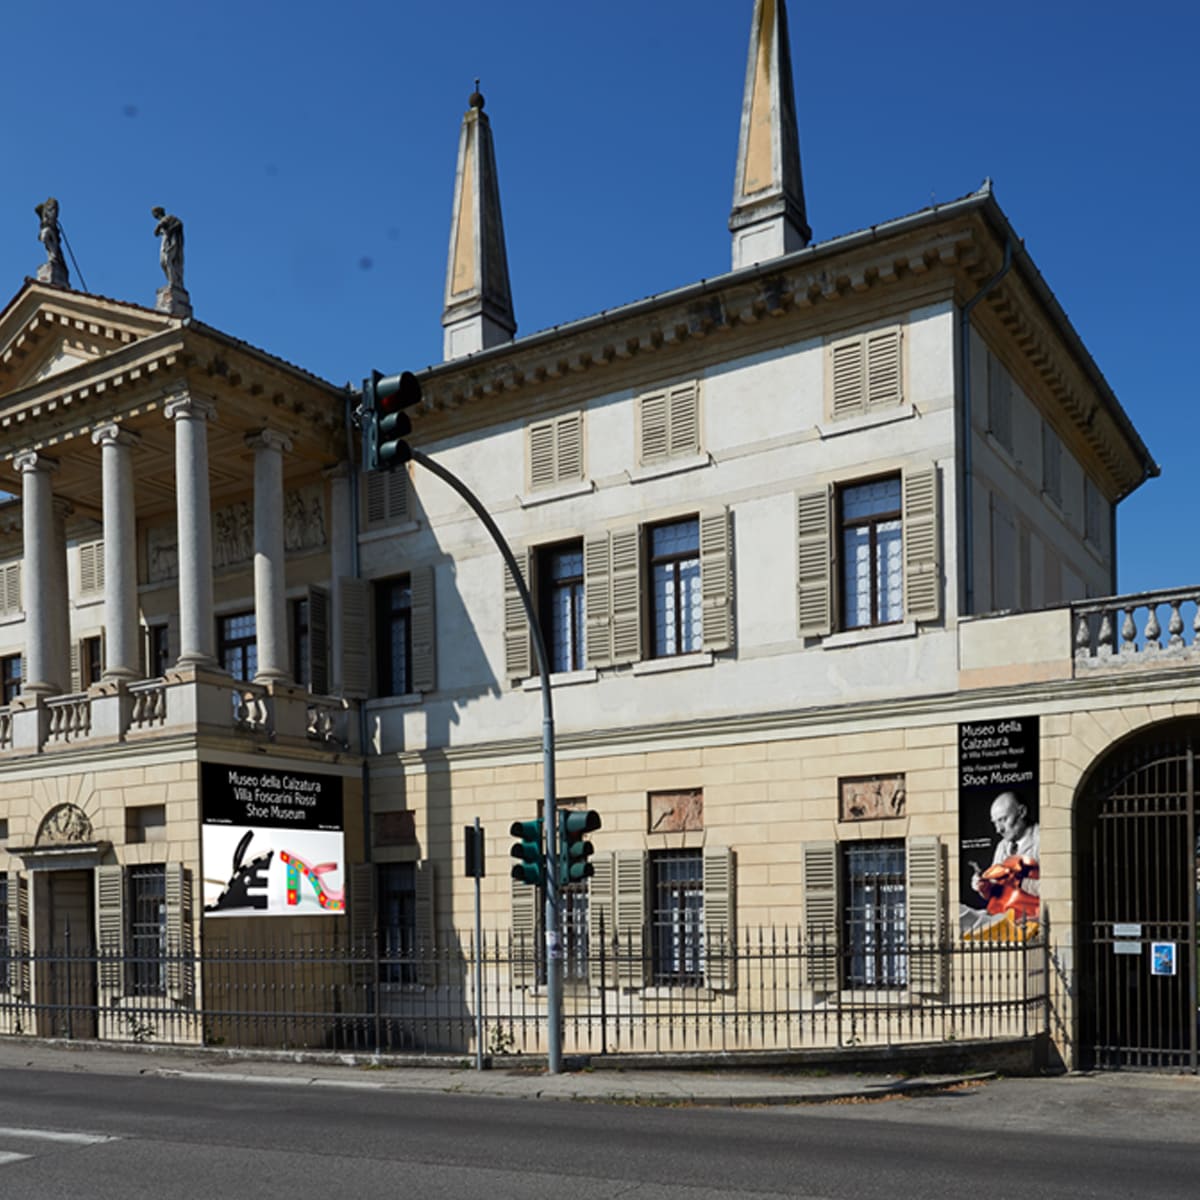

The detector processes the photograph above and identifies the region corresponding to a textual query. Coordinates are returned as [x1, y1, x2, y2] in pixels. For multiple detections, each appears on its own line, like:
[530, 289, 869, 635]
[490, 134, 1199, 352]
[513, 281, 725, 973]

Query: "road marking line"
[0, 1153, 30, 1165]
[0, 1127, 116, 1145]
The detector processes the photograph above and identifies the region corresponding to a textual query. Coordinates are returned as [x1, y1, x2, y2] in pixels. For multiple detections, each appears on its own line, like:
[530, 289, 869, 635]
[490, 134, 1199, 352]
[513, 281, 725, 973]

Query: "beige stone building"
[0, 0, 1195, 1070]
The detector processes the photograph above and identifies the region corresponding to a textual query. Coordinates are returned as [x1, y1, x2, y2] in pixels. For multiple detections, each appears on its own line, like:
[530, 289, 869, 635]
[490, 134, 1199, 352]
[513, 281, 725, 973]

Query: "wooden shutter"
[831, 338, 865, 418]
[307, 585, 330, 695]
[902, 466, 941, 623]
[510, 876, 539, 987]
[349, 863, 376, 989]
[803, 842, 839, 991]
[503, 549, 533, 681]
[556, 412, 584, 482]
[528, 420, 557, 490]
[638, 392, 669, 465]
[69, 642, 82, 693]
[0, 563, 20, 615]
[588, 852, 616, 989]
[866, 328, 902, 408]
[610, 528, 642, 665]
[414, 860, 435, 987]
[365, 473, 388, 526]
[906, 836, 946, 995]
[614, 849, 647, 987]
[7, 873, 29, 998]
[796, 489, 833, 637]
[987, 351, 1013, 451]
[96, 865, 126, 1003]
[584, 535, 612, 668]
[339, 577, 370, 698]
[702, 846, 735, 991]
[409, 566, 436, 694]
[80, 541, 105, 595]
[164, 863, 193, 1004]
[365, 471, 410, 528]
[667, 383, 700, 458]
[700, 509, 733, 653]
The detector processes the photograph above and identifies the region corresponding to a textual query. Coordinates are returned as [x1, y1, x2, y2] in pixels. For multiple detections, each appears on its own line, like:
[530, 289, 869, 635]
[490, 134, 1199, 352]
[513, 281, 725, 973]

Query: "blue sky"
[2, 0, 1196, 595]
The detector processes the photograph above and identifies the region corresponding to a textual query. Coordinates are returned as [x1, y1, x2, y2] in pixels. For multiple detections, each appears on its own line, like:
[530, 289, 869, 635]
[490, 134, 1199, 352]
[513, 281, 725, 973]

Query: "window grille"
[378, 862, 417, 984]
[127, 865, 167, 998]
[843, 841, 906, 988]
[651, 850, 704, 986]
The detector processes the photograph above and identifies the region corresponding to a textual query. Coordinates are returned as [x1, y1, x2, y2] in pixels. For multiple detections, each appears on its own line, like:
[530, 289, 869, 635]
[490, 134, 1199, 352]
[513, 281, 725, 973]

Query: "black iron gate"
[1077, 722, 1199, 1070]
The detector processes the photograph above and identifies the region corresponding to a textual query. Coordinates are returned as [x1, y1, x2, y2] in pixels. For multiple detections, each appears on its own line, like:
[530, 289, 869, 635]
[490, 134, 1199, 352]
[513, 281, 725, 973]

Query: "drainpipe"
[344, 386, 371, 864]
[960, 239, 1012, 616]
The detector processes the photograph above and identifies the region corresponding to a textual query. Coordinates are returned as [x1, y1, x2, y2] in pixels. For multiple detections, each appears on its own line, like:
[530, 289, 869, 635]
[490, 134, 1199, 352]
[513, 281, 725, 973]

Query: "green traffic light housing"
[510, 818, 544, 886]
[559, 809, 602, 885]
[362, 369, 422, 472]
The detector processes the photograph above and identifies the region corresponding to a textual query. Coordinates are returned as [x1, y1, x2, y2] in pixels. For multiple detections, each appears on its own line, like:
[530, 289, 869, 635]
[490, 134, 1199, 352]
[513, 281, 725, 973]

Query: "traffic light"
[559, 809, 601, 885]
[361, 369, 422, 472]
[510, 818, 544, 885]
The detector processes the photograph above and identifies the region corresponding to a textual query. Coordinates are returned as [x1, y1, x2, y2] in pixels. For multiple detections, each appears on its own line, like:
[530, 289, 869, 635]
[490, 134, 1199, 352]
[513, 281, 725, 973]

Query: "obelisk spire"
[729, 0, 811, 269]
[442, 84, 517, 360]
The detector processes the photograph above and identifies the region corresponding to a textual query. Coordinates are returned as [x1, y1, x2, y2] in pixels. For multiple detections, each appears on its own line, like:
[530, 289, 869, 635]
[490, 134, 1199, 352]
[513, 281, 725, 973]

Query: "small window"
[146, 624, 170, 678]
[0, 564, 21, 617]
[378, 862, 417, 984]
[986, 351, 1013, 453]
[651, 850, 705, 986]
[218, 611, 257, 681]
[528, 413, 584, 491]
[127, 865, 167, 998]
[79, 540, 105, 596]
[81, 636, 103, 689]
[375, 578, 412, 697]
[537, 541, 585, 673]
[364, 471, 410, 529]
[638, 382, 700, 466]
[1041, 422, 1062, 506]
[843, 840, 906, 988]
[1, 655, 21, 704]
[292, 598, 310, 689]
[648, 518, 702, 657]
[839, 477, 902, 628]
[829, 327, 902, 418]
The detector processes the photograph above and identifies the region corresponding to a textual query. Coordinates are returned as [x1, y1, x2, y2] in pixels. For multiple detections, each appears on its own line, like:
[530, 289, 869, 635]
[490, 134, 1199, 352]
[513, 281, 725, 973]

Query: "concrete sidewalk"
[0, 1039, 994, 1107]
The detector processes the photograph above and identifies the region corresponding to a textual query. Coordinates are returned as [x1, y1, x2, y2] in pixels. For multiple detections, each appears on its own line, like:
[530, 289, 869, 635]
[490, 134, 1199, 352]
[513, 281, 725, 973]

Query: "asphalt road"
[0, 1069, 1195, 1199]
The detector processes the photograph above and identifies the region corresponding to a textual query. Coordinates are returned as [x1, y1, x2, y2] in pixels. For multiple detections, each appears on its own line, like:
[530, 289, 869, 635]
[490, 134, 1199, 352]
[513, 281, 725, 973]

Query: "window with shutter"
[511, 875, 540, 987]
[589, 852, 616, 989]
[79, 540, 105, 596]
[413, 861, 436, 986]
[307, 585, 330, 695]
[504, 550, 533, 680]
[527, 413, 585, 491]
[584, 535, 613, 669]
[638, 382, 700, 466]
[802, 842, 839, 991]
[699, 509, 734, 653]
[0, 563, 22, 616]
[796, 489, 832, 637]
[1041, 422, 1063, 506]
[843, 840, 907, 988]
[702, 846, 736, 991]
[96, 864, 126, 1003]
[409, 566, 437, 694]
[614, 849, 647, 987]
[828, 327, 903, 419]
[987, 351, 1013, 452]
[902, 466, 941, 624]
[340, 577, 371, 698]
[364, 470, 411, 529]
[610, 528, 643, 664]
[906, 836, 945, 995]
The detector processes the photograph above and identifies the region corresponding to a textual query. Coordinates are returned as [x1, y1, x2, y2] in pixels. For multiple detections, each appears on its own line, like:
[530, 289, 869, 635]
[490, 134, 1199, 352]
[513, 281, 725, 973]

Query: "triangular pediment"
[0, 281, 178, 401]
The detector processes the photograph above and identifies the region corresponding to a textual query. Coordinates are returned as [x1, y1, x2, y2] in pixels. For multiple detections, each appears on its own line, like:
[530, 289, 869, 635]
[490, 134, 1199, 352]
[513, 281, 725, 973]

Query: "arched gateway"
[1075, 719, 1200, 1070]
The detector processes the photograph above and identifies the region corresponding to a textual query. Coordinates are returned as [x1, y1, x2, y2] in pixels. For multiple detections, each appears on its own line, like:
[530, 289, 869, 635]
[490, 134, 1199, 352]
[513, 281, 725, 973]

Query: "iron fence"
[0, 923, 1047, 1057]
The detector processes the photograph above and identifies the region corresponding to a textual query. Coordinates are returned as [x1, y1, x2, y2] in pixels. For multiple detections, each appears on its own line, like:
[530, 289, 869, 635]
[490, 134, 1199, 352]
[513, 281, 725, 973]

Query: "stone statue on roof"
[152, 207, 185, 290]
[152, 206, 192, 317]
[35, 197, 70, 287]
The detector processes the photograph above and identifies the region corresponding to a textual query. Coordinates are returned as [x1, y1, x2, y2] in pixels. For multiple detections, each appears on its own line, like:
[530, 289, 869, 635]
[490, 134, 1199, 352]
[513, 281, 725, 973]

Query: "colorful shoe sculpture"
[280, 850, 345, 911]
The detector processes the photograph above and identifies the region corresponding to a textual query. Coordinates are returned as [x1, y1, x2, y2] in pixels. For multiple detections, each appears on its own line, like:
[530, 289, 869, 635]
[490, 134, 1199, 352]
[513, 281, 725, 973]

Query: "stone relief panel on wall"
[840, 775, 906, 821]
[36, 803, 94, 846]
[145, 484, 327, 582]
[649, 789, 704, 833]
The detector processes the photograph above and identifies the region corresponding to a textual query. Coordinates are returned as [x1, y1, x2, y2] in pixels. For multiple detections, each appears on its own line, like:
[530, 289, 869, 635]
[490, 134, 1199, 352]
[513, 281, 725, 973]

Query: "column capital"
[323, 461, 354, 482]
[92, 423, 142, 450]
[164, 393, 216, 422]
[245, 428, 293, 455]
[13, 450, 58, 476]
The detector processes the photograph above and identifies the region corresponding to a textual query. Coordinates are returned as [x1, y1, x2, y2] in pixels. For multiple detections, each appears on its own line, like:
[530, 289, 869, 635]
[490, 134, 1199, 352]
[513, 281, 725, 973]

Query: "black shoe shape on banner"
[205, 830, 274, 912]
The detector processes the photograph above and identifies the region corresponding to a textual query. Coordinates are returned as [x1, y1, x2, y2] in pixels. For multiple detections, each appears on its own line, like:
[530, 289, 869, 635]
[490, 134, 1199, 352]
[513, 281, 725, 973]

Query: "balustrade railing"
[232, 685, 273, 736]
[1073, 588, 1200, 671]
[44, 693, 91, 743]
[306, 697, 350, 747]
[0, 708, 11, 750]
[128, 681, 168, 730]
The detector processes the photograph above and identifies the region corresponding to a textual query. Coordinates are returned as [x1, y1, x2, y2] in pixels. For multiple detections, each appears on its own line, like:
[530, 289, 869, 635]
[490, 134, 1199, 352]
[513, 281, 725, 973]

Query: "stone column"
[165, 394, 218, 669]
[247, 429, 293, 683]
[14, 452, 66, 695]
[325, 463, 354, 694]
[92, 424, 141, 681]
